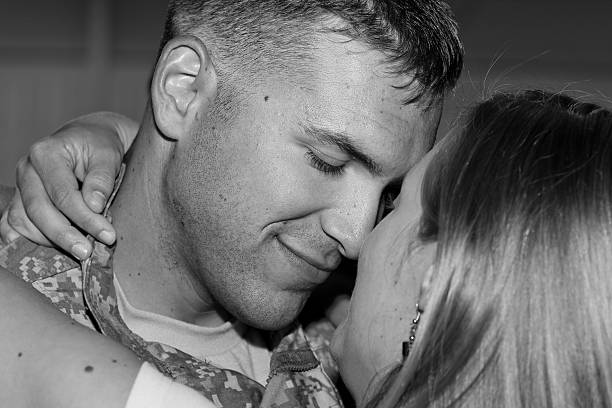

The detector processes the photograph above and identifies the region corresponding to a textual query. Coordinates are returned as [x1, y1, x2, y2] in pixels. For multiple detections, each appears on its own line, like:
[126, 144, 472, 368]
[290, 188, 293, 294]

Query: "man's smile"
[274, 235, 340, 285]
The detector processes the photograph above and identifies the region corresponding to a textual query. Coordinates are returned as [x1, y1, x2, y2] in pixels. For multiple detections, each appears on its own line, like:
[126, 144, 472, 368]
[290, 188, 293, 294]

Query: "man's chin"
[234, 294, 309, 331]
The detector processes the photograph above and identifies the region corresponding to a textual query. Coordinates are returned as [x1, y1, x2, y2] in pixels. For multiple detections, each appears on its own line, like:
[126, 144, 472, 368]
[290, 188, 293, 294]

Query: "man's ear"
[151, 36, 218, 141]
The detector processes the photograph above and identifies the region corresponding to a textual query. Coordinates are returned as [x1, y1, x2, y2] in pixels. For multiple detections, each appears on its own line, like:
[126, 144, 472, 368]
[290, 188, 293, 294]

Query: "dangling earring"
[379, 304, 425, 408]
[402, 303, 423, 360]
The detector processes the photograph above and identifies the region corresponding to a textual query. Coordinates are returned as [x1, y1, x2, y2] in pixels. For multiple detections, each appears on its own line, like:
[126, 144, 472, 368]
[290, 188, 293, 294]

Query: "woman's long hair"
[368, 90, 612, 408]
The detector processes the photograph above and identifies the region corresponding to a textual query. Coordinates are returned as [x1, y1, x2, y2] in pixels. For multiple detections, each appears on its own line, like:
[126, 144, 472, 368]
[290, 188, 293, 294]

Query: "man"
[0, 0, 462, 406]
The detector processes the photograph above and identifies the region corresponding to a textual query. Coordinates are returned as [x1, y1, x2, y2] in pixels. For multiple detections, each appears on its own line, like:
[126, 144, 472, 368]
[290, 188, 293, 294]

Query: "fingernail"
[89, 191, 107, 213]
[71, 243, 91, 260]
[99, 230, 115, 244]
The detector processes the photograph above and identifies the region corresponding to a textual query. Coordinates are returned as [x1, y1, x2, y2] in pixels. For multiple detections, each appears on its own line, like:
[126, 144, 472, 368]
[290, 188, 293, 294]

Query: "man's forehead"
[365, 106, 441, 176]
[303, 35, 441, 140]
[307, 34, 424, 99]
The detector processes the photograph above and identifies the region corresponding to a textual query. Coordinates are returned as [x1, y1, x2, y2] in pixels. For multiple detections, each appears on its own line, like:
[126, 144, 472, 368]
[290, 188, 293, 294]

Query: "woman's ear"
[151, 35, 218, 141]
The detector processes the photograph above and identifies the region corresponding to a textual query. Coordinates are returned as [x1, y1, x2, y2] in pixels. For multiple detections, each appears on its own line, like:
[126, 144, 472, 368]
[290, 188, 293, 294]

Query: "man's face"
[165, 35, 442, 330]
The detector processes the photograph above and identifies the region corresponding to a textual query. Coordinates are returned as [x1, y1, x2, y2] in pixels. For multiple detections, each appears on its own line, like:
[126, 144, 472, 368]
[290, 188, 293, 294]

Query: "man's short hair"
[159, 0, 463, 104]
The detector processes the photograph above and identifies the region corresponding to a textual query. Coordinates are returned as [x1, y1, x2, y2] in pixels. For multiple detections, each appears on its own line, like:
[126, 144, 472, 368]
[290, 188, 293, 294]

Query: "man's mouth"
[275, 236, 340, 283]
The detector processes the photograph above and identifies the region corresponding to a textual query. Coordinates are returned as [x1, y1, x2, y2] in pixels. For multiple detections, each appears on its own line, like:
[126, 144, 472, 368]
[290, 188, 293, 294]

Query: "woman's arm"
[0, 114, 215, 407]
[0, 266, 141, 408]
[0, 267, 214, 408]
[0, 112, 140, 407]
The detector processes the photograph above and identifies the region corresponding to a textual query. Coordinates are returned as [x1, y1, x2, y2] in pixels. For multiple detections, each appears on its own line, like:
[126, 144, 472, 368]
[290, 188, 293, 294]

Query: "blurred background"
[1, 0, 611, 185]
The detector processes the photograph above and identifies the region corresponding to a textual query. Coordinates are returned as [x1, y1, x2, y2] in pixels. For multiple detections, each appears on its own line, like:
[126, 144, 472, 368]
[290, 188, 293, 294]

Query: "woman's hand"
[0, 112, 137, 260]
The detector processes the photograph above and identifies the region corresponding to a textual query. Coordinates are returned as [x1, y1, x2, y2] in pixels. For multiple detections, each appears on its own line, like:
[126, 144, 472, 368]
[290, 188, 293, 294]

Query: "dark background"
[1, 0, 611, 185]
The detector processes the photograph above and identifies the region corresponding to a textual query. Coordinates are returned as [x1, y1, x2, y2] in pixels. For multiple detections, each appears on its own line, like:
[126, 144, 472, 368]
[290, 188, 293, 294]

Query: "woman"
[334, 90, 612, 407]
[3, 90, 612, 407]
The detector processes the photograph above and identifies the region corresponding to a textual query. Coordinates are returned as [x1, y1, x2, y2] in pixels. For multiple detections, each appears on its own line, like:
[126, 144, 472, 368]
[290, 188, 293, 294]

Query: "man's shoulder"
[0, 237, 79, 282]
[0, 237, 94, 328]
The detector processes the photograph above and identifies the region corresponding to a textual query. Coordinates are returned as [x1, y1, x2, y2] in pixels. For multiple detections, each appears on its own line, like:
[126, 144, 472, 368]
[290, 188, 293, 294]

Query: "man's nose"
[321, 187, 381, 260]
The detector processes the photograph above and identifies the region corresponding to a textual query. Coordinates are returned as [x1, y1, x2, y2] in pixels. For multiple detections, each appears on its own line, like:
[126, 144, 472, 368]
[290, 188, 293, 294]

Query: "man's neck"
[108, 114, 229, 327]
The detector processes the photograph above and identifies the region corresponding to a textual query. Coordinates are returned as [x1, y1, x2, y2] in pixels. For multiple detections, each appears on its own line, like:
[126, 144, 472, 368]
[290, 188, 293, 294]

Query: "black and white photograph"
[0, 1, 611, 407]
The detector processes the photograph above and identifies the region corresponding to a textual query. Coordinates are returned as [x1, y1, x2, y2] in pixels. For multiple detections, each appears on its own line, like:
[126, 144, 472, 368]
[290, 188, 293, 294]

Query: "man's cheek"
[263, 168, 327, 214]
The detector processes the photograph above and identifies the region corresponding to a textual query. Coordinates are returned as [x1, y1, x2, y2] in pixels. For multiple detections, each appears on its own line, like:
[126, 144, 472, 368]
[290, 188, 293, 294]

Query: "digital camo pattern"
[0, 239, 95, 328]
[304, 319, 340, 384]
[265, 327, 343, 407]
[0, 236, 343, 408]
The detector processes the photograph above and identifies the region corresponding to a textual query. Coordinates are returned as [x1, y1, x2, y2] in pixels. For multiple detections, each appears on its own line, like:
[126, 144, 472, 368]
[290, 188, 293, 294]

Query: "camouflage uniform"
[0, 235, 343, 408]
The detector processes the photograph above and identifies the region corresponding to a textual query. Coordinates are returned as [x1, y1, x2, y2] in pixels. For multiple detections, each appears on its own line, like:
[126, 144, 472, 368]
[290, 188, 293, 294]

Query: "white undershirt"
[125, 362, 218, 408]
[114, 277, 271, 384]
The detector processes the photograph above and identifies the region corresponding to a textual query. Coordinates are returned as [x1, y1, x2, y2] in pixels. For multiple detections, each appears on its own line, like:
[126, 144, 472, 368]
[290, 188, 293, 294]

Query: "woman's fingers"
[15, 157, 95, 259]
[1, 188, 52, 247]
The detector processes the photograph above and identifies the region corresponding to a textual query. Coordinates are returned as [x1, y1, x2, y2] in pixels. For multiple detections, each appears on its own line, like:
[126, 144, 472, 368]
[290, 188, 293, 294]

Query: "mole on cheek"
[84, 365, 94, 373]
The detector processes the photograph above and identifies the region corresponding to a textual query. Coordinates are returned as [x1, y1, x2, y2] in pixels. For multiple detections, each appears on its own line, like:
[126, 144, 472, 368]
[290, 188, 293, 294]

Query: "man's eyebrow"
[300, 124, 383, 176]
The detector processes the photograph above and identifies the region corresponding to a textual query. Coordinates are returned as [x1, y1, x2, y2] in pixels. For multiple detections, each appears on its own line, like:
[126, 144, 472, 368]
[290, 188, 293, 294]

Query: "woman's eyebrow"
[299, 123, 383, 176]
